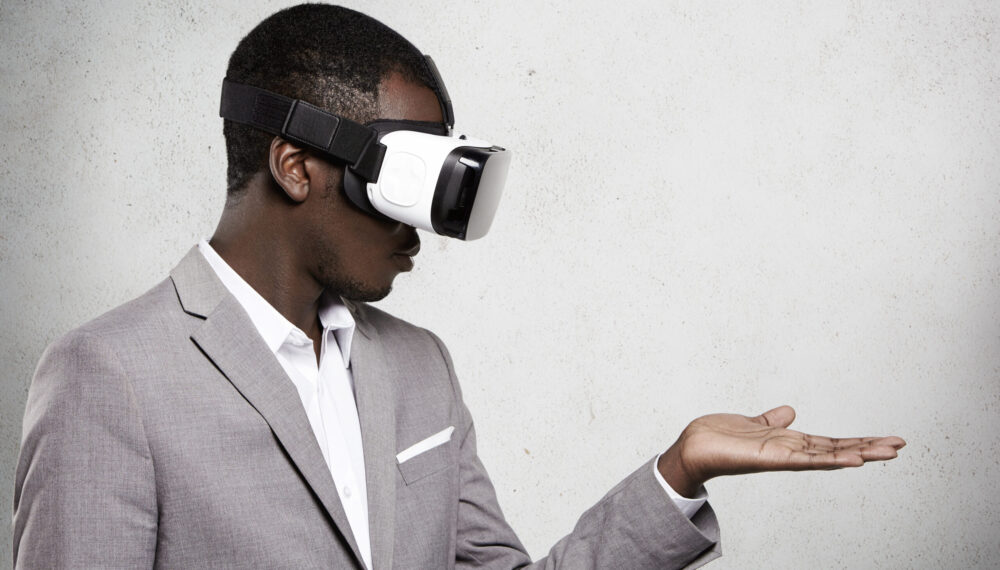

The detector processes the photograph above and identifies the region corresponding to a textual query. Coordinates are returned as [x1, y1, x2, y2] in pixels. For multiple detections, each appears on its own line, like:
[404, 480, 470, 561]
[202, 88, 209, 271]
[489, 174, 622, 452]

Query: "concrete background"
[2, 0, 998, 567]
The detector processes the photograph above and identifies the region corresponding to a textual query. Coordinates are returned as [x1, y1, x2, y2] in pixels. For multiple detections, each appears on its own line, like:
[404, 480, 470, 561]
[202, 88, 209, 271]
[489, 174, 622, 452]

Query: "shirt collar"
[318, 289, 355, 368]
[197, 240, 355, 367]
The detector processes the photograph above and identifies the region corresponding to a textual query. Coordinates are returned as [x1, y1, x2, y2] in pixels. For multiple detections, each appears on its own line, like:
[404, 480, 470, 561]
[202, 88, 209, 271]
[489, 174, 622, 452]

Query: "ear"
[268, 137, 311, 202]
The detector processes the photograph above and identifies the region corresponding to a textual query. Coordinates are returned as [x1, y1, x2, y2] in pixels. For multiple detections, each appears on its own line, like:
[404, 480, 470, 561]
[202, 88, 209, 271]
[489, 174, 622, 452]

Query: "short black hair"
[223, 4, 434, 194]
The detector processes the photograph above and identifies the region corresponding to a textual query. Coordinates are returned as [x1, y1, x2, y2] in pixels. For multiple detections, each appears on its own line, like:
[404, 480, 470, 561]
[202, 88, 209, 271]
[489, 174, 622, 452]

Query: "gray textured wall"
[2, 1, 998, 568]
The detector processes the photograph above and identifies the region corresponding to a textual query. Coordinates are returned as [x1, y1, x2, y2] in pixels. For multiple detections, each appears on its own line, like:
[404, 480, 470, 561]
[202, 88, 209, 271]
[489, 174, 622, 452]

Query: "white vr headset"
[219, 56, 511, 241]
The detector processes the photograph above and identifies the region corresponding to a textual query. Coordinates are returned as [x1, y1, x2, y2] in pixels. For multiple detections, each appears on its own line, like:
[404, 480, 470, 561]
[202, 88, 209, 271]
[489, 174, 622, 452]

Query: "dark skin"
[210, 72, 906, 500]
[659, 405, 905, 497]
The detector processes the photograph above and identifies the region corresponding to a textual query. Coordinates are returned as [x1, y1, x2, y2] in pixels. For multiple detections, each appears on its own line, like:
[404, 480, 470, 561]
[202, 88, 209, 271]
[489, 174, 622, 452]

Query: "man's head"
[223, 3, 438, 196]
[216, 4, 444, 303]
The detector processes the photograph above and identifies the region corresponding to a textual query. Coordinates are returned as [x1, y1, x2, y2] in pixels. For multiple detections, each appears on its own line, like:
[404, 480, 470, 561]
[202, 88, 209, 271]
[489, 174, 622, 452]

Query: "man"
[13, 4, 905, 568]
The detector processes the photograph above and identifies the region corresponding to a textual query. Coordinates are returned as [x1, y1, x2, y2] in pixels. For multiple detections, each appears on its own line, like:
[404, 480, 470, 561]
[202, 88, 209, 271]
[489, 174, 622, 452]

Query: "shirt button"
[343, 486, 352, 498]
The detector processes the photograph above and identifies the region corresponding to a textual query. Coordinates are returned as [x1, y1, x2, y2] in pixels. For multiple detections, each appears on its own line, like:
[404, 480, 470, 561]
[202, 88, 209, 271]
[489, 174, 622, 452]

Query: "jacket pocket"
[396, 441, 454, 485]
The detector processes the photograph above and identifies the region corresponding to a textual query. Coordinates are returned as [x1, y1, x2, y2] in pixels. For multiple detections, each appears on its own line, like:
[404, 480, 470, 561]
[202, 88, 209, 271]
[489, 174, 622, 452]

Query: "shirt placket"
[318, 328, 371, 569]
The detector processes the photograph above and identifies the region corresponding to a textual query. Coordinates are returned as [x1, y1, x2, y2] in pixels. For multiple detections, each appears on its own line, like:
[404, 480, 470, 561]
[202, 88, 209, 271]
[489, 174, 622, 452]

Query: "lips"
[392, 240, 420, 272]
[392, 254, 414, 271]
[395, 242, 421, 258]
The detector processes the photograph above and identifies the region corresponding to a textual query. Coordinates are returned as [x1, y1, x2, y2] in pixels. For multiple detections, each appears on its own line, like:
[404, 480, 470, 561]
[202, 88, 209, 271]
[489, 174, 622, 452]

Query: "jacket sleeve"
[428, 332, 722, 570]
[13, 331, 158, 569]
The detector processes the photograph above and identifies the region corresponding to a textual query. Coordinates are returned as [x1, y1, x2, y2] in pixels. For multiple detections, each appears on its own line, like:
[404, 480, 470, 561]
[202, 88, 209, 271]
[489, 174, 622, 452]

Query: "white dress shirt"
[197, 239, 707, 568]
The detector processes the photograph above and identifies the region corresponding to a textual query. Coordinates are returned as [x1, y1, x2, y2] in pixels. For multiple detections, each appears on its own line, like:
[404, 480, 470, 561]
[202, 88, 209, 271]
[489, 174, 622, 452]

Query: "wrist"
[657, 436, 704, 499]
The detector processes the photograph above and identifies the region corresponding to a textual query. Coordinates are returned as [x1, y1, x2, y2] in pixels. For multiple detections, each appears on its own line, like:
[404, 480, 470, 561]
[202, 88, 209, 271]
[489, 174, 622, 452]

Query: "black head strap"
[219, 78, 385, 181]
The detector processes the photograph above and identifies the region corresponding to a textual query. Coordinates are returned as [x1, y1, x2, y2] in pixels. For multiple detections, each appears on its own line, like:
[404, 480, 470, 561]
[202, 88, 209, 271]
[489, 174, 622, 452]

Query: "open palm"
[659, 406, 906, 497]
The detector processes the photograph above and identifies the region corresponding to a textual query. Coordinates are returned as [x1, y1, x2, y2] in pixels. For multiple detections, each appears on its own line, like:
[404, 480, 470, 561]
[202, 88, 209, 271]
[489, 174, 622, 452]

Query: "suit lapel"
[171, 248, 366, 568]
[350, 307, 398, 570]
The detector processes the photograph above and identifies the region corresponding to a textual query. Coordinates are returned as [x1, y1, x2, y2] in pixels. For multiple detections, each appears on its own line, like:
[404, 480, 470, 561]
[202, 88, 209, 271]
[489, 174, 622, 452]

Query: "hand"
[657, 405, 906, 498]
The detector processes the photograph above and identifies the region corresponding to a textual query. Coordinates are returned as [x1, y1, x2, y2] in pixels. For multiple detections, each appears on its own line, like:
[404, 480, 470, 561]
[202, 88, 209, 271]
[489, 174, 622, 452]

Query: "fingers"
[753, 405, 796, 428]
[788, 432, 905, 452]
[773, 450, 859, 471]
[782, 450, 863, 470]
[858, 443, 901, 461]
[835, 443, 900, 465]
[781, 441, 901, 471]
[750, 408, 907, 454]
[877, 436, 907, 449]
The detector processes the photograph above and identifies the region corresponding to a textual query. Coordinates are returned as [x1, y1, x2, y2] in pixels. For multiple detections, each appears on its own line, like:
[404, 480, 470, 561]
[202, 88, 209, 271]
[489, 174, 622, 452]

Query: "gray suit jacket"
[14, 248, 721, 569]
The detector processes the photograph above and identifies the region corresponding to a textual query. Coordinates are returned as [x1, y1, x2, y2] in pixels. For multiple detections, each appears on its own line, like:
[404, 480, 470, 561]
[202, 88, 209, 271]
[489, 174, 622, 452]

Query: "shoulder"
[347, 300, 424, 334]
[25, 280, 186, 440]
[346, 300, 461, 394]
[67, 278, 186, 343]
[346, 300, 450, 354]
[34, 278, 187, 395]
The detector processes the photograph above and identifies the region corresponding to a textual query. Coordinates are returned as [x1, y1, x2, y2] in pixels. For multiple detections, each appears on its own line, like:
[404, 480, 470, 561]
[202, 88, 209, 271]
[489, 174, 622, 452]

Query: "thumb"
[754, 405, 796, 428]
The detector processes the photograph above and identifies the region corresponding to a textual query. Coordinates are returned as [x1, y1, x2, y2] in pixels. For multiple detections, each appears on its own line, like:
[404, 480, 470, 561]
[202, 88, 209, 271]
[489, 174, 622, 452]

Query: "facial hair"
[315, 176, 394, 303]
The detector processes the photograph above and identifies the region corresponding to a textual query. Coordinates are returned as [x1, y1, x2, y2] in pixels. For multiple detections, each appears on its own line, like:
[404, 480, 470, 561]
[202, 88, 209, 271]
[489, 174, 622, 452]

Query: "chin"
[337, 280, 393, 303]
[343, 289, 392, 303]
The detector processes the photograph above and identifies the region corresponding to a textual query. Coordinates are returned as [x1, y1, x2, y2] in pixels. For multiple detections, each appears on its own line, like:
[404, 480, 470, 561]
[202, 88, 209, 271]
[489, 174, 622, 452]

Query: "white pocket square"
[396, 426, 455, 464]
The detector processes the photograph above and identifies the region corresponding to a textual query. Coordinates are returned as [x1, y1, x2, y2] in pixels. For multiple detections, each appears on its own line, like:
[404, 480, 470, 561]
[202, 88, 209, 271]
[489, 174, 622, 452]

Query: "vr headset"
[219, 56, 511, 241]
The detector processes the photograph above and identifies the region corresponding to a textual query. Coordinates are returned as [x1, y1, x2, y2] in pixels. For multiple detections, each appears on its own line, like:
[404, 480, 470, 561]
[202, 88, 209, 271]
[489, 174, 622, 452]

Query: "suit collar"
[169, 246, 229, 319]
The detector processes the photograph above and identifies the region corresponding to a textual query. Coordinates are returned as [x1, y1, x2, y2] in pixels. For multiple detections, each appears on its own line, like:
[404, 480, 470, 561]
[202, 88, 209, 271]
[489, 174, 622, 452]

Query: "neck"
[209, 193, 324, 341]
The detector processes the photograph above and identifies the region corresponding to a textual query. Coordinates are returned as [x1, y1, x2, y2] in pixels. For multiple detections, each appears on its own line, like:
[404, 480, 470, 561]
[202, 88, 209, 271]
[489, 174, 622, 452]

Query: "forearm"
[453, 418, 720, 569]
[529, 458, 720, 570]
